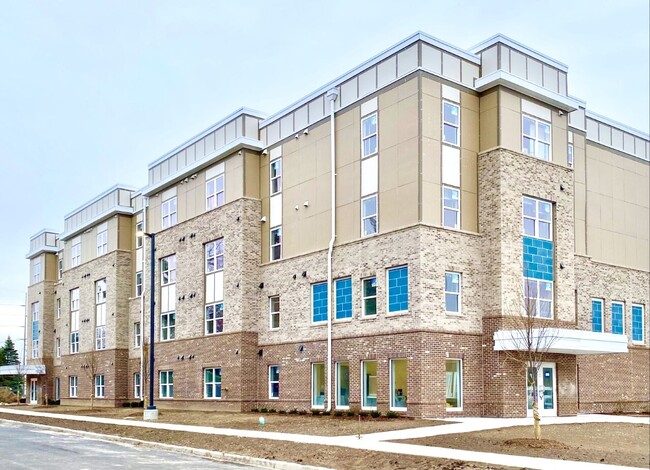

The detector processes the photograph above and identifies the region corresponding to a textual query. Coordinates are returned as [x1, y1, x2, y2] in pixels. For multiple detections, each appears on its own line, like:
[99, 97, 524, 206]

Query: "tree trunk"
[533, 400, 541, 440]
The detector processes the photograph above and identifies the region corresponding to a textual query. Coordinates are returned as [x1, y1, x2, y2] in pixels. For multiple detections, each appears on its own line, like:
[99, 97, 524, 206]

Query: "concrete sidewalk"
[0, 407, 647, 470]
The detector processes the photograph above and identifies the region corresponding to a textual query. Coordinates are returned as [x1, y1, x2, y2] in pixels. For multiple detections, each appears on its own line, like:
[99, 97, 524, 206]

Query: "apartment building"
[24, 32, 649, 417]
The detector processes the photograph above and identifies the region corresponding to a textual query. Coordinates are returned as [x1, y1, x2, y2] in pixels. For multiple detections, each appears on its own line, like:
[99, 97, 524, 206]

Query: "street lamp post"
[143, 232, 158, 421]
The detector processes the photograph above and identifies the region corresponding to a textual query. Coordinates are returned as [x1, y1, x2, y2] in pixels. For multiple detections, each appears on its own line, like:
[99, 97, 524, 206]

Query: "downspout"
[140, 197, 148, 403]
[325, 88, 339, 412]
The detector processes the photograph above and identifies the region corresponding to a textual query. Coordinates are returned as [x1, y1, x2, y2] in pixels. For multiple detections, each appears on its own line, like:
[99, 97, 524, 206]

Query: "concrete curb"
[0, 418, 331, 470]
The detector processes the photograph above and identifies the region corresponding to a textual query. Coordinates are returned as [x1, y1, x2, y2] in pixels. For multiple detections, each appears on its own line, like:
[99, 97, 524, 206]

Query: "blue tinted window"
[335, 278, 352, 320]
[387, 266, 409, 313]
[591, 300, 603, 333]
[612, 302, 624, 335]
[632, 305, 644, 342]
[312, 282, 328, 323]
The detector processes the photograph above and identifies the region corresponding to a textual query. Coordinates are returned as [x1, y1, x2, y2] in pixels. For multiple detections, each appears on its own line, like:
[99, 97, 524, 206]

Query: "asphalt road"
[0, 419, 259, 469]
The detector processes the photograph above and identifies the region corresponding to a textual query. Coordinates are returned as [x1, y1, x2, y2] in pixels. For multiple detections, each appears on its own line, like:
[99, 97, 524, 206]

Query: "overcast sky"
[0, 1, 648, 342]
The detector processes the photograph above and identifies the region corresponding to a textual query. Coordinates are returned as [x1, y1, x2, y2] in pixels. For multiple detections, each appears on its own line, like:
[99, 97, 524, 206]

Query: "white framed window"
[361, 194, 378, 236]
[31, 302, 39, 359]
[269, 365, 280, 399]
[362, 277, 377, 317]
[95, 374, 105, 398]
[524, 278, 553, 319]
[135, 271, 143, 297]
[136, 222, 143, 248]
[443, 186, 460, 229]
[387, 266, 409, 313]
[161, 312, 176, 341]
[96, 229, 108, 256]
[442, 101, 460, 146]
[361, 113, 378, 158]
[311, 363, 325, 408]
[591, 299, 604, 333]
[32, 259, 41, 283]
[522, 196, 552, 240]
[361, 361, 377, 410]
[445, 359, 462, 411]
[269, 296, 280, 330]
[55, 337, 61, 358]
[162, 196, 177, 229]
[204, 368, 222, 399]
[632, 304, 645, 344]
[134, 373, 141, 399]
[159, 370, 174, 398]
[312, 282, 328, 323]
[56, 298, 61, 319]
[70, 332, 79, 354]
[270, 158, 282, 195]
[71, 238, 81, 267]
[206, 173, 225, 210]
[612, 301, 625, 335]
[69, 376, 78, 398]
[95, 326, 106, 351]
[336, 362, 350, 408]
[205, 239, 224, 273]
[522, 115, 551, 160]
[390, 359, 408, 411]
[70, 288, 80, 312]
[57, 254, 63, 280]
[31, 339, 39, 359]
[134, 322, 141, 348]
[161, 255, 176, 286]
[567, 143, 574, 169]
[95, 279, 107, 350]
[445, 272, 462, 314]
[270, 227, 282, 261]
[70, 288, 79, 354]
[96, 278, 107, 304]
[205, 303, 224, 335]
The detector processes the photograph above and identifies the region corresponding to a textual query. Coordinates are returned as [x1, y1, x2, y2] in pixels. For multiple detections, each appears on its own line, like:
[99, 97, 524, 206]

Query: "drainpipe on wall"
[325, 88, 339, 412]
[140, 197, 148, 404]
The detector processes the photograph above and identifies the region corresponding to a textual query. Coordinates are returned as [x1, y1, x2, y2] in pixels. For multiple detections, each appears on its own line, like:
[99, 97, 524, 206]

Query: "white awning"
[0, 365, 46, 375]
[494, 328, 629, 355]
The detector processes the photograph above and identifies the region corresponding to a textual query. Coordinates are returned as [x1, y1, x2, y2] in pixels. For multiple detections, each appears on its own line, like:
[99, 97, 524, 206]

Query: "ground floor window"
[134, 373, 141, 399]
[445, 359, 462, 410]
[54, 377, 60, 401]
[362, 361, 377, 409]
[69, 376, 78, 398]
[269, 365, 280, 399]
[312, 363, 325, 408]
[95, 375, 105, 398]
[336, 362, 349, 408]
[204, 368, 222, 399]
[160, 370, 174, 398]
[390, 359, 408, 410]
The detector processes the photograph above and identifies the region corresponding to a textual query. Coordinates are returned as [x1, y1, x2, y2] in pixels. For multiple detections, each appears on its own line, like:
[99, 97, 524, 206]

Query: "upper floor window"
[270, 227, 282, 261]
[96, 229, 108, 256]
[161, 312, 176, 341]
[335, 278, 352, 320]
[269, 296, 280, 330]
[135, 271, 143, 297]
[312, 282, 328, 323]
[361, 195, 378, 236]
[591, 299, 603, 333]
[524, 278, 553, 319]
[632, 304, 644, 344]
[162, 197, 177, 229]
[136, 222, 143, 248]
[361, 113, 378, 158]
[206, 173, 225, 210]
[611, 301, 624, 335]
[567, 143, 574, 169]
[387, 266, 409, 313]
[57, 254, 63, 280]
[205, 239, 224, 273]
[362, 277, 377, 317]
[71, 238, 81, 267]
[96, 278, 107, 304]
[445, 272, 461, 314]
[161, 255, 176, 286]
[522, 115, 551, 161]
[134, 322, 141, 348]
[70, 288, 80, 312]
[443, 186, 460, 229]
[56, 298, 61, 319]
[523, 197, 552, 240]
[205, 303, 224, 335]
[32, 259, 41, 283]
[270, 159, 282, 195]
[442, 102, 460, 146]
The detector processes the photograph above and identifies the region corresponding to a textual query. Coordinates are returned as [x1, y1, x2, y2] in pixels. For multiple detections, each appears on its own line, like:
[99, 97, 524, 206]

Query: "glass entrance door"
[526, 362, 556, 417]
[29, 379, 38, 404]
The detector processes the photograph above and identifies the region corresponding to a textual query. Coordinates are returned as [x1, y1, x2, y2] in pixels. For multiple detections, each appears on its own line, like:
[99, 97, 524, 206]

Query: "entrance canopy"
[494, 328, 628, 355]
[0, 365, 45, 375]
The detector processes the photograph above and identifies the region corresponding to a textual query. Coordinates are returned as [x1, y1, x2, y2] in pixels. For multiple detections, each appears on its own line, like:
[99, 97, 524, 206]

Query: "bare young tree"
[82, 350, 99, 410]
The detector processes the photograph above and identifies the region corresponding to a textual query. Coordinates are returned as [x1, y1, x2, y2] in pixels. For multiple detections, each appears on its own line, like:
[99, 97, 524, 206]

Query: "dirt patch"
[1, 413, 514, 470]
[395, 423, 649, 468]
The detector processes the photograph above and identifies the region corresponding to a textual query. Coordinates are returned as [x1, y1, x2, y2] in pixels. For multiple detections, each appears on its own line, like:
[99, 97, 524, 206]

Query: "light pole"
[142, 232, 158, 421]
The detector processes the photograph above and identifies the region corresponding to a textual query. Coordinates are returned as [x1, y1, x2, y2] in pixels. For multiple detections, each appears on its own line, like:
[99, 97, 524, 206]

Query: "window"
[70, 288, 80, 311]
[205, 239, 224, 273]
[95, 279, 107, 350]
[55, 337, 61, 358]
[361, 113, 377, 158]
[96, 229, 108, 256]
[31, 302, 39, 359]
[362, 277, 377, 317]
[445, 359, 462, 410]
[70, 288, 79, 354]
[134, 373, 141, 399]
[95, 375, 105, 398]
[612, 302, 624, 335]
[134, 322, 141, 348]
[361, 195, 378, 236]
[204, 368, 222, 399]
[269, 296, 280, 330]
[335, 278, 352, 320]
[135, 271, 143, 297]
[387, 266, 409, 313]
[270, 227, 282, 261]
[161, 312, 176, 340]
[32, 259, 41, 283]
[161, 255, 176, 285]
[567, 143, 574, 169]
[312, 363, 325, 408]
[524, 278, 553, 319]
[390, 359, 408, 410]
[523, 197, 552, 240]
[443, 186, 460, 229]
[362, 361, 377, 409]
[442, 102, 460, 146]
[58, 254, 63, 280]
[270, 158, 282, 195]
[269, 365, 280, 399]
[312, 282, 328, 323]
[591, 299, 604, 333]
[136, 222, 143, 248]
[56, 298, 61, 319]
[522, 115, 551, 160]
[96, 278, 107, 303]
[161, 196, 177, 229]
[205, 303, 224, 334]
[445, 272, 461, 314]
[71, 238, 81, 267]
[95, 327, 106, 350]
[632, 304, 644, 343]
[159, 371, 174, 398]
[336, 362, 350, 408]
[206, 173, 225, 210]
[69, 376, 78, 398]
[70, 332, 79, 354]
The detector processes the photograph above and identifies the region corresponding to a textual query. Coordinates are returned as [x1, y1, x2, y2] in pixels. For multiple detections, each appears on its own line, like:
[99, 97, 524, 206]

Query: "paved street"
[0, 420, 258, 469]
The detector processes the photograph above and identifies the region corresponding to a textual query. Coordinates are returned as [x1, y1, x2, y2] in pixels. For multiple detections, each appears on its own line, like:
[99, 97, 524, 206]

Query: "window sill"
[360, 315, 378, 320]
[386, 311, 409, 317]
[334, 318, 353, 323]
[269, 396, 279, 400]
[631, 340, 645, 346]
[311, 321, 328, 327]
[361, 406, 377, 411]
[311, 405, 325, 410]
[336, 406, 350, 410]
[204, 397, 222, 400]
[390, 406, 407, 412]
[269, 327, 280, 332]
[445, 311, 463, 317]
[446, 407, 463, 412]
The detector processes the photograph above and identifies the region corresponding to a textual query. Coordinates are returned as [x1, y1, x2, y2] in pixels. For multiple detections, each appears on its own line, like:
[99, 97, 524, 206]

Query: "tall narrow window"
[71, 237, 81, 267]
[445, 359, 462, 410]
[96, 229, 108, 256]
[32, 259, 41, 284]
[70, 288, 79, 354]
[69, 376, 78, 398]
[136, 222, 144, 248]
[56, 298, 61, 319]
[312, 282, 328, 323]
[269, 296, 280, 330]
[269, 365, 280, 399]
[567, 143, 574, 169]
[161, 255, 176, 285]
[361, 195, 378, 236]
[270, 227, 282, 261]
[524, 278, 553, 319]
[95, 375, 105, 398]
[361, 111, 379, 236]
[445, 272, 461, 314]
[362, 361, 377, 409]
[57, 254, 63, 280]
[134, 322, 141, 348]
[523, 197, 552, 240]
[442, 102, 460, 146]
[161, 312, 176, 340]
[205, 303, 224, 334]
[135, 271, 143, 297]
[390, 359, 408, 410]
[31, 302, 39, 359]
[159, 371, 174, 398]
[522, 115, 551, 160]
[134, 373, 141, 399]
[387, 266, 409, 313]
[312, 363, 325, 408]
[204, 368, 222, 399]
[336, 362, 350, 408]
[55, 337, 61, 358]
[362, 277, 377, 317]
[443, 186, 460, 229]
[335, 278, 352, 320]
[591, 299, 603, 333]
[361, 113, 378, 158]
[161, 197, 177, 229]
[95, 279, 107, 350]
[632, 304, 644, 343]
[206, 173, 225, 210]
[270, 158, 282, 195]
[612, 301, 624, 335]
[523, 196, 554, 319]
[205, 239, 224, 273]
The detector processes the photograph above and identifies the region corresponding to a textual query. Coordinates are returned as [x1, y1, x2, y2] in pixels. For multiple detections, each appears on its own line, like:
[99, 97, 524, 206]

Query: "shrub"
[311, 410, 322, 416]
[268, 408, 277, 413]
[346, 410, 357, 417]
[260, 407, 268, 413]
[386, 411, 399, 419]
[250, 408, 259, 413]
[278, 410, 286, 414]
[323, 410, 331, 416]
[334, 410, 344, 417]
[358, 411, 370, 418]
[288, 408, 298, 414]
[298, 410, 308, 415]
[370, 410, 382, 418]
